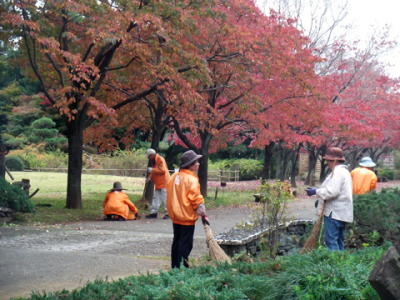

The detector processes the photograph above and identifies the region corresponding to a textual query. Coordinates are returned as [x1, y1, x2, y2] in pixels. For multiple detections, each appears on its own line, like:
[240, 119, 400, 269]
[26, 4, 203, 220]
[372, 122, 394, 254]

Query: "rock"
[369, 244, 400, 300]
[0, 207, 13, 224]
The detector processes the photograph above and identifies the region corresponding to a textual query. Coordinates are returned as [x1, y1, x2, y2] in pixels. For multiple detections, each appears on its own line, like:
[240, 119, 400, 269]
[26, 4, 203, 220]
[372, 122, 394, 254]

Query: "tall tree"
[1, 0, 212, 208]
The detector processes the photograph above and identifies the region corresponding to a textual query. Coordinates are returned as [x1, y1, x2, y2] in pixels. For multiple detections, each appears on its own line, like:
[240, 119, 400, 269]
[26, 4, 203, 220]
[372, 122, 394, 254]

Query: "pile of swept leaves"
[19, 246, 388, 300]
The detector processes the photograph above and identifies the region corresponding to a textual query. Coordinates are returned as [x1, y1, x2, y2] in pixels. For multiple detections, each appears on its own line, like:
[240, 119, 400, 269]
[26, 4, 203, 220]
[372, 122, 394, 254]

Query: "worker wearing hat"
[166, 150, 210, 268]
[145, 148, 171, 219]
[306, 147, 353, 250]
[350, 156, 378, 195]
[103, 182, 139, 221]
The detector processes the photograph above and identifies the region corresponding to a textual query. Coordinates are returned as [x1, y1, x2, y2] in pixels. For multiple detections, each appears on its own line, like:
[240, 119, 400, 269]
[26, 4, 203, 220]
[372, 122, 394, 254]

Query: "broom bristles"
[204, 225, 232, 264]
[300, 200, 326, 255]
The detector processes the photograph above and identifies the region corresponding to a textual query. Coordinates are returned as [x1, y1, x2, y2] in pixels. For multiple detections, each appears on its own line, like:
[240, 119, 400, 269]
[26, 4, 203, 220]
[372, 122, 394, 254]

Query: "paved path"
[0, 196, 317, 300]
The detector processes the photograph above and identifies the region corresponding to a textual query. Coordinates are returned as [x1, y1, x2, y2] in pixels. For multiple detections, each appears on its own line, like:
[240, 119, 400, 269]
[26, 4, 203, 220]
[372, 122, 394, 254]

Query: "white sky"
[256, 0, 400, 78]
[347, 0, 400, 77]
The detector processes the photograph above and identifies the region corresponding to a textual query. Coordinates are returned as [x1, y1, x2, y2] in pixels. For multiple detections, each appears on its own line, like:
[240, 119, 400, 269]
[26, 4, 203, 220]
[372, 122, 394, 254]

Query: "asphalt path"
[0, 196, 317, 300]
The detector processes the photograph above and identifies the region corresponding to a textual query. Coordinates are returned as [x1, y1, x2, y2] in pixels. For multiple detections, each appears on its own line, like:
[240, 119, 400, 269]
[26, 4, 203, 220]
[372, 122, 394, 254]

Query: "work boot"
[145, 213, 157, 219]
[163, 214, 170, 220]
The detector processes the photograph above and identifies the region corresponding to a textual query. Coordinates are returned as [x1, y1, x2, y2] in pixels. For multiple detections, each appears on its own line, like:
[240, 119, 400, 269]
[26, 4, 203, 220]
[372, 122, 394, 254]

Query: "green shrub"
[42, 150, 68, 168]
[96, 148, 147, 176]
[394, 150, 400, 170]
[254, 180, 293, 257]
[234, 159, 263, 180]
[44, 136, 68, 147]
[393, 170, 400, 180]
[4, 137, 25, 149]
[0, 177, 34, 213]
[377, 167, 394, 180]
[26, 135, 41, 144]
[209, 158, 263, 180]
[352, 188, 400, 245]
[22, 247, 385, 300]
[31, 117, 56, 129]
[29, 128, 58, 141]
[18, 152, 46, 169]
[5, 155, 25, 171]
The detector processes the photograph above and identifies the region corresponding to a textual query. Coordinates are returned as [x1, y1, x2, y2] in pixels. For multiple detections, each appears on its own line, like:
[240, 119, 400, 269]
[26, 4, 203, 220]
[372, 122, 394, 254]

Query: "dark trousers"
[171, 223, 195, 268]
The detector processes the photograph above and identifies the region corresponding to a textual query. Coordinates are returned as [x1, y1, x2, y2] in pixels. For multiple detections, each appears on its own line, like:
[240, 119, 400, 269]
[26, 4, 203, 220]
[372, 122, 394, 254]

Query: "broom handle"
[317, 158, 335, 217]
[318, 201, 326, 222]
[142, 171, 150, 199]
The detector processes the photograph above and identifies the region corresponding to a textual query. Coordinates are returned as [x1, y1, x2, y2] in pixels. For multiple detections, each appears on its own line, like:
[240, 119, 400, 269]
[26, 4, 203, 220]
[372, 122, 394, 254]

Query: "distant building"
[379, 154, 395, 169]
[298, 152, 321, 178]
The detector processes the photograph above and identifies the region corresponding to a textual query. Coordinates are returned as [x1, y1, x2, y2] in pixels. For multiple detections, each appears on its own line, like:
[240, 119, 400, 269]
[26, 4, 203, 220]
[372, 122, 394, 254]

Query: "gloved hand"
[306, 187, 317, 196]
[147, 167, 153, 174]
[146, 177, 151, 183]
[201, 215, 210, 226]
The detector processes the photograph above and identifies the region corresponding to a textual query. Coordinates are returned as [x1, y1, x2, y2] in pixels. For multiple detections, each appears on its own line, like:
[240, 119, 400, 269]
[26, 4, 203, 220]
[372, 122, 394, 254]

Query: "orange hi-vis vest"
[103, 191, 138, 220]
[149, 154, 171, 190]
[166, 169, 205, 226]
[350, 167, 377, 195]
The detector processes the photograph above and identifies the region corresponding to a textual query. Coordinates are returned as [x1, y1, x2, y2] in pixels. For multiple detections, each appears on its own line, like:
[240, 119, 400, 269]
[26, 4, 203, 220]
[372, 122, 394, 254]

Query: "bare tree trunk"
[0, 143, 6, 179]
[305, 146, 317, 186]
[367, 146, 391, 164]
[290, 144, 302, 188]
[262, 142, 275, 181]
[198, 148, 209, 197]
[318, 145, 327, 182]
[66, 123, 83, 209]
[275, 144, 295, 182]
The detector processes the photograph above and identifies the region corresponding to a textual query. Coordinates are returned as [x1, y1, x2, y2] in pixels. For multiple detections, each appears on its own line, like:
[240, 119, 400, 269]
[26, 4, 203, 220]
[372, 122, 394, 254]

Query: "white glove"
[146, 177, 151, 183]
[147, 167, 153, 174]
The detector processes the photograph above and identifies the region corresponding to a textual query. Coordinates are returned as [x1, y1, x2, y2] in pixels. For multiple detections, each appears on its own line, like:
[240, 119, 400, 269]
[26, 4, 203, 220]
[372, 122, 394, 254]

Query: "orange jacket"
[103, 191, 138, 220]
[166, 169, 205, 226]
[149, 154, 170, 190]
[351, 167, 377, 195]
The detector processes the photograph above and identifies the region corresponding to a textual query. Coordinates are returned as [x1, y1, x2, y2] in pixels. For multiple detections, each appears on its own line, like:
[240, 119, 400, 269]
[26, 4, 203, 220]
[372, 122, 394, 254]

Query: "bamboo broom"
[300, 158, 337, 255]
[204, 224, 232, 264]
[137, 171, 150, 210]
[300, 201, 325, 254]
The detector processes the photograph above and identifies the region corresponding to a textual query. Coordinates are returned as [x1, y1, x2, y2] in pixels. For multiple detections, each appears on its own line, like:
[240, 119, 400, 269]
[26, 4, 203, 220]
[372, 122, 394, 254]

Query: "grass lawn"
[5, 172, 258, 225]
[6, 172, 146, 225]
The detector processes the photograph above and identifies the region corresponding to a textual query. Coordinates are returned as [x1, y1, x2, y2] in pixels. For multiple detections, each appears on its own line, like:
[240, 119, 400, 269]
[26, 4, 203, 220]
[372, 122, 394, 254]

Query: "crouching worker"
[104, 182, 139, 221]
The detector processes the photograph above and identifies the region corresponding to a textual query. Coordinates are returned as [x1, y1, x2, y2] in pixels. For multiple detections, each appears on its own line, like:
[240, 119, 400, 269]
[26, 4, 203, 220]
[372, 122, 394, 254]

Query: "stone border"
[0, 206, 14, 223]
[214, 219, 316, 256]
[215, 219, 315, 245]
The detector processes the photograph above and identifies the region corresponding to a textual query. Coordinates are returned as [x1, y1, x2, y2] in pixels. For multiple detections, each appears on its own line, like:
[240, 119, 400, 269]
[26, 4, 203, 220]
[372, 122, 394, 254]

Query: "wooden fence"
[29, 168, 240, 181]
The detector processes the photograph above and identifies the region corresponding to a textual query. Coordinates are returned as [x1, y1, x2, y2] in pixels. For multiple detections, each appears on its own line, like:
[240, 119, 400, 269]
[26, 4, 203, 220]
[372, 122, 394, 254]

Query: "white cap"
[145, 148, 156, 158]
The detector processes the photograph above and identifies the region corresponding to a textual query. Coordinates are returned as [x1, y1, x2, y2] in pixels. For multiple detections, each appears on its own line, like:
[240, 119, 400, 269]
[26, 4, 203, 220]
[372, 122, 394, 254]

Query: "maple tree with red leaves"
[168, 2, 327, 196]
[1, 0, 214, 208]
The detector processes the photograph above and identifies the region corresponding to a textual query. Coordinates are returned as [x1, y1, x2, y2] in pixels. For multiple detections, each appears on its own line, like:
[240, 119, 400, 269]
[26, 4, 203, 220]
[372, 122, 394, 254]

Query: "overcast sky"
[347, 0, 400, 77]
[256, 0, 400, 78]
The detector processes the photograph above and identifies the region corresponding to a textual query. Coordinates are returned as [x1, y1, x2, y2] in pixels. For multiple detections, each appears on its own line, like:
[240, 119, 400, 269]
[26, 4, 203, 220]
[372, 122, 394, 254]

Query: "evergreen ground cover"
[14, 246, 387, 300]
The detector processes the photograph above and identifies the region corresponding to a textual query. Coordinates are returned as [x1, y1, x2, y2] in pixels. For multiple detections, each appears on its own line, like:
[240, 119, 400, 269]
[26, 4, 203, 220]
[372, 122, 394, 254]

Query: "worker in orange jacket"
[145, 149, 171, 219]
[104, 182, 138, 221]
[166, 150, 210, 268]
[351, 156, 378, 195]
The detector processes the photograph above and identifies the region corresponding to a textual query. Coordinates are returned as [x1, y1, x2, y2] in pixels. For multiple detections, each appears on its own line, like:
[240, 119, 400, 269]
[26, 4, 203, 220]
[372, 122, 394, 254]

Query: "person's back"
[104, 182, 138, 220]
[151, 154, 171, 190]
[351, 167, 377, 195]
[351, 157, 377, 195]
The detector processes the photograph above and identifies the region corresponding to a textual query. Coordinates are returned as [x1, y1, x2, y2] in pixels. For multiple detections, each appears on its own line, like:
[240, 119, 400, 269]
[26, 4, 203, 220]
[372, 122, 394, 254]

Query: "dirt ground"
[0, 205, 257, 300]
